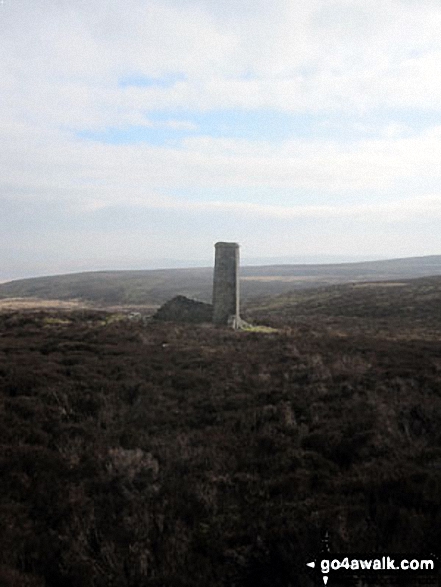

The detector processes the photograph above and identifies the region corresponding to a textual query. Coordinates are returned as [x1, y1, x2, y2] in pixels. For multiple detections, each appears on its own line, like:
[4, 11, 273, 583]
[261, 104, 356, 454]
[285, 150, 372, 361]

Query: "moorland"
[1, 266, 441, 586]
[2, 254, 441, 308]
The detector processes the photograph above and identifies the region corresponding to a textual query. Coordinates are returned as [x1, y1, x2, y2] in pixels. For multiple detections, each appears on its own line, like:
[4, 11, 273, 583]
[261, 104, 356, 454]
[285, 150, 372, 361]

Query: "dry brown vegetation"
[0, 298, 90, 311]
[0, 298, 158, 314]
[1, 287, 441, 586]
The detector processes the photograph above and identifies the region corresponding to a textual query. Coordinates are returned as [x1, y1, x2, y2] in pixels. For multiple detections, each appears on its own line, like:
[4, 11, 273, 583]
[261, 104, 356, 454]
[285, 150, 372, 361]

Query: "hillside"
[1, 281, 441, 585]
[1, 254, 441, 307]
[245, 275, 441, 337]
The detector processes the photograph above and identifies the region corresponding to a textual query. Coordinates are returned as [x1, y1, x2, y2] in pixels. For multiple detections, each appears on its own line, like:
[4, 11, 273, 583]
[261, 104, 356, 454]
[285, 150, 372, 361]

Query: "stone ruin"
[153, 295, 213, 324]
[153, 241, 243, 328]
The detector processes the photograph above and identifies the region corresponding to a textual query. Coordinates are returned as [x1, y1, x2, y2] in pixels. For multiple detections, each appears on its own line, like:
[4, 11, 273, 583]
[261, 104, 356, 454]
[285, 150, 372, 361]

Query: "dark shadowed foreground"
[1, 299, 441, 586]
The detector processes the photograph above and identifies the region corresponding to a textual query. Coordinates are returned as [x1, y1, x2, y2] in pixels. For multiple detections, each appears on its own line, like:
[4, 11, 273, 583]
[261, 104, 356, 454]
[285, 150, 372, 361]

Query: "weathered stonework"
[153, 295, 213, 324]
[212, 242, 240, 327]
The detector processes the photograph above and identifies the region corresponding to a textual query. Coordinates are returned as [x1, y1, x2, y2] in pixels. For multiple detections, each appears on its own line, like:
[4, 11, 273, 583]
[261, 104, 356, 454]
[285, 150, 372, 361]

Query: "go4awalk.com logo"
[305, 554, 440, 585]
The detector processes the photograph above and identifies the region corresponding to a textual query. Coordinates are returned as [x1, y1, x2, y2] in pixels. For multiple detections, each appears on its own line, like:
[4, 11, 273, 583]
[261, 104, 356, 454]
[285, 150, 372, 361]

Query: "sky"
[2, 0, 441, 280]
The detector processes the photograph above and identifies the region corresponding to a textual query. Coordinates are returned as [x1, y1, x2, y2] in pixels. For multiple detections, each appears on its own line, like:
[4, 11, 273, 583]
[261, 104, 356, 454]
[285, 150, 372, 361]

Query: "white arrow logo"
[323, 577, 328, 585]
[306, 561, 315, 568]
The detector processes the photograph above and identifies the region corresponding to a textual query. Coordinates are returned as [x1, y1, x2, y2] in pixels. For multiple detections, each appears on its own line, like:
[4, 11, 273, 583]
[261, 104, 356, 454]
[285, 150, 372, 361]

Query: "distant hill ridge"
[1, 255, 441, 307]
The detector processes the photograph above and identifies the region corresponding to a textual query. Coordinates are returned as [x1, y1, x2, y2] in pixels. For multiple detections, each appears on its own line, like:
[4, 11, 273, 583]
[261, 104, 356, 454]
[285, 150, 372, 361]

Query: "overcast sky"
[2, 0, 441, 279]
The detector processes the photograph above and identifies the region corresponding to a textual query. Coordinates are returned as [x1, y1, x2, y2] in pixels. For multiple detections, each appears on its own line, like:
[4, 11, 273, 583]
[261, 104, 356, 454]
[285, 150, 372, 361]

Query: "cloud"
[1, 0, 441, 274]
[81, 192, 441, 224]
[3, 118, 441, 219]
[3, 0, 441, 133]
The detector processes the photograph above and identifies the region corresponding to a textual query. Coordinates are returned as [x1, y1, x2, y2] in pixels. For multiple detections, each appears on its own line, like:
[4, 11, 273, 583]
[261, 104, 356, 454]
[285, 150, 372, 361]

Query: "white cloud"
[3, 0, 441, 132]
[2, 120, 441, 209]
[1, 0, 441, 272]
[131, 193, 441, 223]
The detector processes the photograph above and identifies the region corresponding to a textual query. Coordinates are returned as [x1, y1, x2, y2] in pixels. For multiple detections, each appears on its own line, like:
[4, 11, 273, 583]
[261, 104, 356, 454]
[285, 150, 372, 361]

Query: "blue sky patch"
[76, 106, 441, 148]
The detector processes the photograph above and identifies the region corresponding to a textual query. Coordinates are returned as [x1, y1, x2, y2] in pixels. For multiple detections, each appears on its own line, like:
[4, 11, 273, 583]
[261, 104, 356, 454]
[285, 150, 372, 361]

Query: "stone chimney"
[212, 242, 240, 327]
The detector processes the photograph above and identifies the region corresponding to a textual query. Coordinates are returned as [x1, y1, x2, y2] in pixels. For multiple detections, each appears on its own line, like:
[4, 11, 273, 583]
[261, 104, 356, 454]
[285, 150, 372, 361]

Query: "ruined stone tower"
[212, 242, 240, 327]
